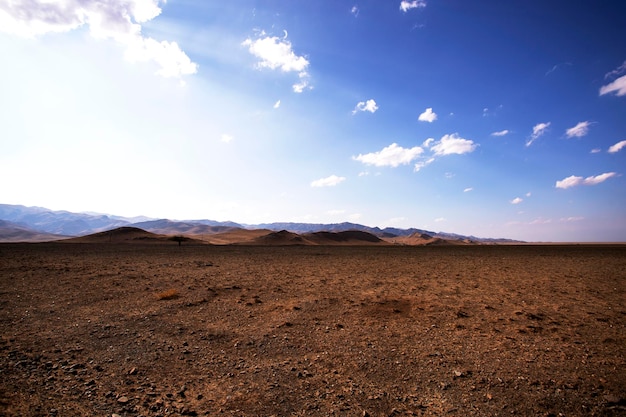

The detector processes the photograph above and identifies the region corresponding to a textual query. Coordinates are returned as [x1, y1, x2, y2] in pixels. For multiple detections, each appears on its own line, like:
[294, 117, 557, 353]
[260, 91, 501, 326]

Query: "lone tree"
[170, 235, 187, 246]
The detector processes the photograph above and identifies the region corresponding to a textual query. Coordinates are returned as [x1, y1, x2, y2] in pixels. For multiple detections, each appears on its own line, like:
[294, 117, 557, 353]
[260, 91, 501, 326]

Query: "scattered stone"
[117, 396, 129, 404]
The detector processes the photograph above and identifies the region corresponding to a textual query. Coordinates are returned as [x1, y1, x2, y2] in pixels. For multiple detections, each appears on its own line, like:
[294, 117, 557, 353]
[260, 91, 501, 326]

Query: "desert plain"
[1, 239, 625, 416]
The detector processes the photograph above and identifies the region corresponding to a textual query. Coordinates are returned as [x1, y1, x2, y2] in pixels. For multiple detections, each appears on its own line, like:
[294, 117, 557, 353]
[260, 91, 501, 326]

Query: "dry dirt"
[1, 243, 625, 416]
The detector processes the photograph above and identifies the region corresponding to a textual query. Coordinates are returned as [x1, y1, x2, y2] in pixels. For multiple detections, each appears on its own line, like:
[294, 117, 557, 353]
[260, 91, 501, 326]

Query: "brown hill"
[246, 230, 314, 245]
[304, 230, 387, 245]
[201, 228, 274, 245]
[61, 227, 204, 245]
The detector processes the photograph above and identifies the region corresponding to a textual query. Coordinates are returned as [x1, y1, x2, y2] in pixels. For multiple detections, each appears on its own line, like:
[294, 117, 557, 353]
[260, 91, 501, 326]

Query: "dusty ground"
[1, 243, 625, 416]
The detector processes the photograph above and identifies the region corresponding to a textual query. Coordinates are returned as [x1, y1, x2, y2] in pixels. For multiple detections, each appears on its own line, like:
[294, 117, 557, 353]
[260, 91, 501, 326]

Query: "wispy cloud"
[353, 143, 423, 167]
[608, 140, 626, 153]
[491, 129, 510, 137]
[555, 172, 617, 189]
[605, 61, 626, 79]
[431, 133, 478, 156]
[510, 197, 523, 205]
[545, 62, 572, 76]
[565, 121, 591, 138]
[400, 0, 427, 12]
[242, 32, 312, 92]
[351, 6, 359, 17]
[273, 100, 281, 109]
[560, 216, 584, 222]
[311, 175, 346, 187]
[352, 99, 378, 115]
[0, 0, 197, 78]
[464, 187, 473, 193]
[418, 107, 437, 123]
[220, 134, 233, 143]
[600, 75, 626, 96]
[601, 61, 626, 96]
[526, 122, 550, 147]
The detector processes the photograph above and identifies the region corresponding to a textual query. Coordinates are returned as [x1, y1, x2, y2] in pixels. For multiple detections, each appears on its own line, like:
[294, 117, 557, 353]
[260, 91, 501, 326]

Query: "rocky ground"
[1, 243, 625, 416]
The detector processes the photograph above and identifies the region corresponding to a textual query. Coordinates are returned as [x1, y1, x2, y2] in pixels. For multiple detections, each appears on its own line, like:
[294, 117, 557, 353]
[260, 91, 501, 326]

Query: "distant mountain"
[132, 219, 240, 235]
[0, 204, 523, 243]
[0, 204, 132, 236]
[254, 221, 435, 237]
[0, 220, 69, 242]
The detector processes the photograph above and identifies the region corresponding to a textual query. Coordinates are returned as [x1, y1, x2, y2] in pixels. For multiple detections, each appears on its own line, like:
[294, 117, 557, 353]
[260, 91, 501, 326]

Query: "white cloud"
[414, 158, 435, 172]
[526, 192, 532, 197]
[400, 0, 427, 12]
[273, 100, 281, 109]
[351, 6, 359, 17]
[353, 143, 423, 167]
[605, 61, 626, 79]
[608, 140, 626, 153]
[418, 107, 437, 123]
[555, 172, 617, 189]
[464, 187, 473, 193]
[422, 138, 435, 147]
[311, 175, 346, 187]
[352, 99, 378, 115]
[591, 148, 602, 154]
[242, 33, 312, 92]
[560, 217, 584, 222]
[220, 134, 233, 143]
[434, 217, 446, 223]
[526, 122, 550, 147]
[511, 197, 523, 205]
[0, 0, 197, 78]
[600, 75, 626, 97]
[431, 133, 478, 156]
[491, 129, 510, 137]
[565, 121, 591, 138]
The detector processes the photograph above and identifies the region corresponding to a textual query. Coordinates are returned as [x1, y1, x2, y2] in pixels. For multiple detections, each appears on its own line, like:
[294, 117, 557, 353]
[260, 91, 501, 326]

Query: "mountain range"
[0, 204, 520, 243]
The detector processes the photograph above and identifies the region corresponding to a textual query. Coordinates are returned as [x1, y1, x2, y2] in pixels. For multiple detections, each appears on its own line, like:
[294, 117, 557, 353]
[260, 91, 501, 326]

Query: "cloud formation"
[311, 175, 346, 187]
[352, 99, 379, 115]
[0, 0, 197, 78]
[526, 122, 550, 147]
[608, 140, 626, 153]
[400, 0, 427, 12]
[354, 133, 477, 173]
[510, 197, 523, 204]
[555, 172, 617, 189]
[353, 143, 423, 167]
[491, 130, 510, 137]
[600, 76, 626, 96]
[418, 107, 437, 123]
[242, 33, 312, 92]
[431, 133, 478, 156]
[565, 121, 591, 138]
[600, 62, 626, 96]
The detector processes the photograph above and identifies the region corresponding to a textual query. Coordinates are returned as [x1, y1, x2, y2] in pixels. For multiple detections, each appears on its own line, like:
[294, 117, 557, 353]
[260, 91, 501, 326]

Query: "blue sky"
[1, 0, 625, 242]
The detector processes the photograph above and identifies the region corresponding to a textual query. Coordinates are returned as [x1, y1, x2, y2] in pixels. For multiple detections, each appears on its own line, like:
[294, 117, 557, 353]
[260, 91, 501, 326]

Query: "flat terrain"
[1, 243, 625, 416]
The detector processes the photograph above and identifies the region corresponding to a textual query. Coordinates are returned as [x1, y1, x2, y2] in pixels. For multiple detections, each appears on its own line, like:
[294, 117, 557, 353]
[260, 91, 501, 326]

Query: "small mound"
[249, 230, 313, 246]
[62, 227, 175, 244]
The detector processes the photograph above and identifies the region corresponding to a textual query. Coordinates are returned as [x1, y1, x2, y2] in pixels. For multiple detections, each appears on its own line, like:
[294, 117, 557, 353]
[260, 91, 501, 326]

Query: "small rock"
[117, 396, 129, 404]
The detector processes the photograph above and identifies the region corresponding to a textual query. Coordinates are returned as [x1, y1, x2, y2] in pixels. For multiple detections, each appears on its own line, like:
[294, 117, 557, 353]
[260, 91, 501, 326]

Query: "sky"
[1, 0, 625, 242]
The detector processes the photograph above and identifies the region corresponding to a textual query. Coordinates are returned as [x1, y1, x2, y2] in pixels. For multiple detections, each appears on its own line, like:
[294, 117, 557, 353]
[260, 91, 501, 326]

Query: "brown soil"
[1, 243, 625, 416]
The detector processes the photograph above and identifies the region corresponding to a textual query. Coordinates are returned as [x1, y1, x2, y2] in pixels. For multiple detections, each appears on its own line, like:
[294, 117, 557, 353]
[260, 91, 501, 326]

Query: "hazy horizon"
[1, 1, 625, 242]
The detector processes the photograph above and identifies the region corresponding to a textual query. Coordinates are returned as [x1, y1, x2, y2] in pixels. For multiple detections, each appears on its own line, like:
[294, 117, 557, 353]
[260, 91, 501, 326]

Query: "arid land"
[1, 242, 625, 416]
